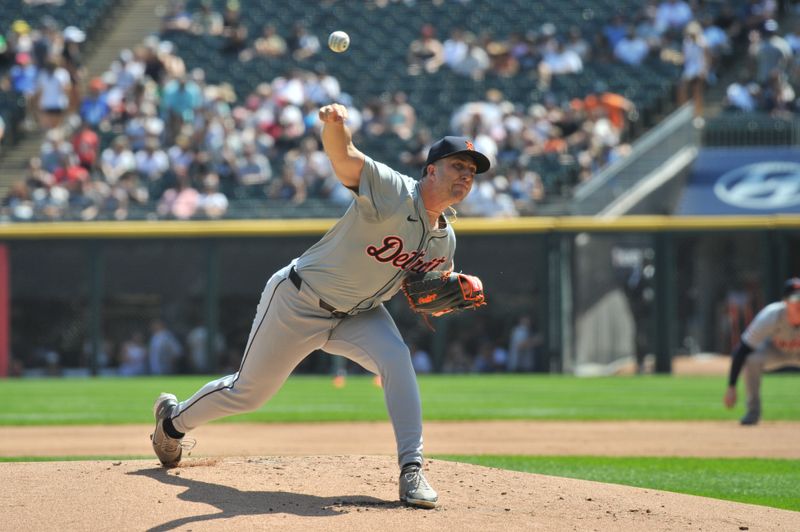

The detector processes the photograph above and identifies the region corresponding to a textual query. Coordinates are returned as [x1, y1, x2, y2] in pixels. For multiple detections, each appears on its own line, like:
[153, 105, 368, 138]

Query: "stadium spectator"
[537, 38, 583, 90]
[79, 77, 111, 128]
[34, 57, 71, 130]
[714, 2, 744, 43]
[267, 164, 306, 203]
[161, 74, 203, 141]
[508, 315, 539, 372]
[191, 0, 224, 36]
[306, 64, 341, 105]
[753, 19, 792, 85]
[32, 17, 60, 69]
[9, 52, 38, 130]
[287, 21, 319, 61]
[53, 151, 88, 184]
[148, 319, 183, 375]
[100, 136, 136, 185]
[186, 321, 226, 374]
[410, 343, 433, 374]
[2, 180, 34, 220]
[442, 28, 469, 69]
[157, 165, 200, 219]
[387, 91, 416, 140]
[161, 0, 193, 33]
[741, 0, 777, 34]
[700, 12, 732, 74]
[471, 341, 494, 373]
[603, 14, 629, 50]
[235, 143, 272, 187]
[441, 340, 471, 373]
[71, 119, 99, 172]
[507, 31, 539, 71]
[724, 69, 760, 111]
[141, 39, 169, 85]
[760, 68, 796, 115]
[634, 6, 664, 51]
[118, 331, 148, 376]
[197, 172, 229, 218]
[135, 137, 170, 182]
[655, 0, 694, 35]
[407, 23, 444, 75]
[614, 27, 651, 66]
[449, 35, 490, 80]
[249, 24, 287, 58]
[460, 173, 518, 217]
[114, 171, 149, 219]
[61, 25, 86, 111]
[677, 21, 710, 116]
[564, 26, 592, 63]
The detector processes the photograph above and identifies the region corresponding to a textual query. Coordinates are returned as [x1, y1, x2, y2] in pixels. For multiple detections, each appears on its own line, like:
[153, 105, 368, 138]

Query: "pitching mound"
[3, 455, 798, 531]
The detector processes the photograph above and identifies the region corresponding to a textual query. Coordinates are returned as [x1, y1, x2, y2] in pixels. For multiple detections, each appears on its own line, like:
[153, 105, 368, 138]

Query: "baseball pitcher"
[724, 277, 800, 425]
[150, 103, 489, 508]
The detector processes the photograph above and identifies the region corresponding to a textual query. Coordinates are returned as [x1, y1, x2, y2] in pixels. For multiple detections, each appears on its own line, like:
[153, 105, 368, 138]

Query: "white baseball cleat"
[150, 393, 182, 467]
[399, 463, 438, 509]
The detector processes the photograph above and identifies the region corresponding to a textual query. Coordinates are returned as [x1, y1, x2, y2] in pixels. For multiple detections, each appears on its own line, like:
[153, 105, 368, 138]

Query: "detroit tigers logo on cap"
[465, 140, 474, 151]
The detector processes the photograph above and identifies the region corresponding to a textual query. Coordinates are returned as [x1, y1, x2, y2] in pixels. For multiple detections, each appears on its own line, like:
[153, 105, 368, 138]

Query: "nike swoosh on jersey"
[407, 215, 419, 222]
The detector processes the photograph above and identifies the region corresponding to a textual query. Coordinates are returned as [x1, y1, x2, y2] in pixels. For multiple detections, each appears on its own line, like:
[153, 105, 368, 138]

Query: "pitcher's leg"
[324, 306, 423, 467]
[172, 272, 331, 433]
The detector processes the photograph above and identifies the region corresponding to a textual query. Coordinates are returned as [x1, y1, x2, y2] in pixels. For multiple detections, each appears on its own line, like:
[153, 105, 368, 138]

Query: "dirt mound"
[3, 455, 798, 531]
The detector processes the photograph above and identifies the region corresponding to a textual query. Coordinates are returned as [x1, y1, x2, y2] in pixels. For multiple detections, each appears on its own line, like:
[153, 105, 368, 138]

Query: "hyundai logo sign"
[714, 161, 800, 209]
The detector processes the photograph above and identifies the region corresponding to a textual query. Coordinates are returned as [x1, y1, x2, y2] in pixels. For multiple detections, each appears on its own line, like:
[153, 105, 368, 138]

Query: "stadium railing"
[570, 103, 699, 215]
[702, 113, 800, 147]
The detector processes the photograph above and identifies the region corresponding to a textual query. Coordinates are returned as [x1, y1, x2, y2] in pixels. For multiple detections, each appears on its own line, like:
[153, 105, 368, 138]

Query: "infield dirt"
[2, 420, 799, 531]
[3, 454, 800, 531]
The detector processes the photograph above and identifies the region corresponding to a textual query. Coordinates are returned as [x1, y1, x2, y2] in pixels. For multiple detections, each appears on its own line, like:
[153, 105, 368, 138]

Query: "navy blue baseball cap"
[423, 136, 491, 176]
[783, 277, 800, 300]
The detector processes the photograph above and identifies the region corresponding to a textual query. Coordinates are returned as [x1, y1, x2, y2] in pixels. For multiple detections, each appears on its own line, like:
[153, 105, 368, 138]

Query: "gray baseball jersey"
[170, 155, 455, 468]
[742, 302, 800, 357]
[297, 156, 455, 313]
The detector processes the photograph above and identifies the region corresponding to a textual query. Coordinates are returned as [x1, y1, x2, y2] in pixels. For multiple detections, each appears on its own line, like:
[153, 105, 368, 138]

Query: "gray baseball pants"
[742, 346, 800, 415]
[170, 262, 424, 467]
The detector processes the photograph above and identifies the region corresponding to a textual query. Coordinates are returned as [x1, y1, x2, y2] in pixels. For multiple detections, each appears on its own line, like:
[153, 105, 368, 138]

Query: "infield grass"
[436, 455, 800, 512]
[0, 374, 798, 425]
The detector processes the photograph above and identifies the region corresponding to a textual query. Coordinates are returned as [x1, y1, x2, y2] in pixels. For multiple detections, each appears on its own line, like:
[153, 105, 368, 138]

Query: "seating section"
[0, 0, 120, 144]
[170, 1, 679, 113]
[1, 0, 762, 221]
[0, 0, 117, 35]
[165, 0, 683, 176]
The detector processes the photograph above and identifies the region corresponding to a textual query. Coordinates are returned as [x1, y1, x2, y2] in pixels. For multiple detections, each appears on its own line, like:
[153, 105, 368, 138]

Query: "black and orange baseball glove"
[402, 270, 486, 317]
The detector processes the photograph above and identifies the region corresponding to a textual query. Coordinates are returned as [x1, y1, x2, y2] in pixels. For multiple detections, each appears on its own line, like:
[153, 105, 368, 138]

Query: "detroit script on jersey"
[366, 235, 448, 273]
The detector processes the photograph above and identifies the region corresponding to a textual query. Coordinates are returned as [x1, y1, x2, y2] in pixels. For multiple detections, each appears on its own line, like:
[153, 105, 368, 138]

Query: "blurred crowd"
[0, 0, 795, 222]
[9, 312, 543, 377]
[723, 17, 800, 115]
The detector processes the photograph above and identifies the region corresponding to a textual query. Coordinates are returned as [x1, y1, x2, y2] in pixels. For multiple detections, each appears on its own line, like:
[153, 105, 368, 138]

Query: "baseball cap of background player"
[422, 136, 491, 177]
[783, 277, 800, 302]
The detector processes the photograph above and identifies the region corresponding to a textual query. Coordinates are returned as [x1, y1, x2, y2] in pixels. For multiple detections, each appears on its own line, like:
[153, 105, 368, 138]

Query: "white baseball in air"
[328, 31, 350, 53]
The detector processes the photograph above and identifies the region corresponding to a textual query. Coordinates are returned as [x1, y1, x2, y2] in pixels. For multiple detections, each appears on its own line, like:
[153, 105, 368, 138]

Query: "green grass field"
[1, 374, 798, 512]
[0, 374, 798, 425]
[437, 456, 800, 512]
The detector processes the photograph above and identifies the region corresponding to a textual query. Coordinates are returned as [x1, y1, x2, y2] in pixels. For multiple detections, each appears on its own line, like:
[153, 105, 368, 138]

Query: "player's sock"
[163, 418, 185, 439]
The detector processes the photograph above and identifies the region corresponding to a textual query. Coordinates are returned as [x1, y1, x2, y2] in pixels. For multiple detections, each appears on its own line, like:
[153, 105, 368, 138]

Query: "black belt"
[289, 267, 348, 319]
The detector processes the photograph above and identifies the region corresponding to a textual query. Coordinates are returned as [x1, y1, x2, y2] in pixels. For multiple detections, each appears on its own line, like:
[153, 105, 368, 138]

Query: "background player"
[724, 277, 800, 425]
[150, 102, 490, 509]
